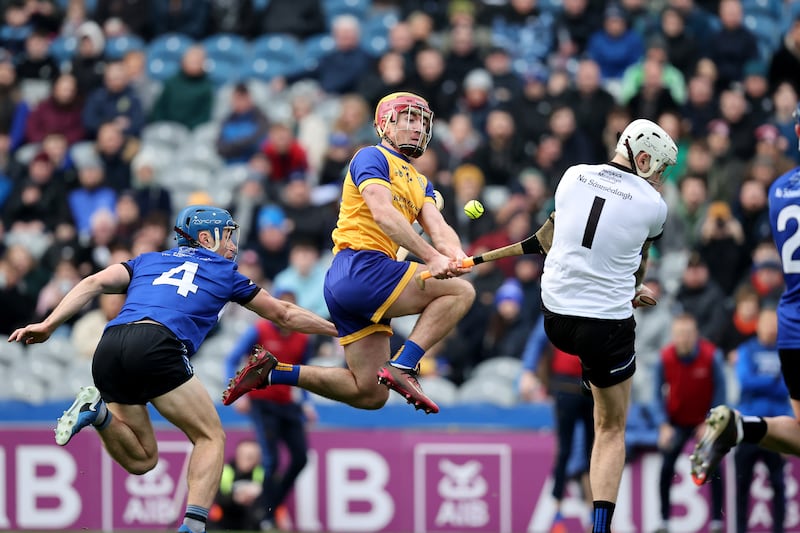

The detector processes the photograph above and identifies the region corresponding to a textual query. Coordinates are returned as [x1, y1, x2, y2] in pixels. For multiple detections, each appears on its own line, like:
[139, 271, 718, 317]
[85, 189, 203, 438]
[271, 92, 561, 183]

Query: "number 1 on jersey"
[582, 196, 606, 249]
[153, 261, 199, 296]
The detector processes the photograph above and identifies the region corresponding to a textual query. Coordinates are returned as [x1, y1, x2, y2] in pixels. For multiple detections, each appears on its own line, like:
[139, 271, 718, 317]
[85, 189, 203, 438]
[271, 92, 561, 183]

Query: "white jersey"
[541, 163, 668, 319]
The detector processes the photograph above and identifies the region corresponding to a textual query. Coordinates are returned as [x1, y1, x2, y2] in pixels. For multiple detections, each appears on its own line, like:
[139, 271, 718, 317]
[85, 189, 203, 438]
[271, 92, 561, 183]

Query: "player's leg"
[588, 378, 632, 503]
[151, 376, 226, 510]
[97, 402, 159, 473]
[296, 333, 392, 409]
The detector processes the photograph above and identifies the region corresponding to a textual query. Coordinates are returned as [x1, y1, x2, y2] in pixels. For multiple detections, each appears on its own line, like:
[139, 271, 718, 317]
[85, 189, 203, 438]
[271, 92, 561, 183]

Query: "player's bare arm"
[417, 201, 470, 271]
[361, 183, 454, 277]
[245, 289, 337, 337]
[8, 263, 131, 344]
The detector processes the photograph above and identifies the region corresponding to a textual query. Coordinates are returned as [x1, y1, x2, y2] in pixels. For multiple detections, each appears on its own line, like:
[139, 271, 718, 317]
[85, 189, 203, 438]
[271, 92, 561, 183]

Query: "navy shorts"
[92, 323, 194, 404]
[323, 248, 417, 345]
[779, 348, 800, 401]
[543, 307, 636, 388]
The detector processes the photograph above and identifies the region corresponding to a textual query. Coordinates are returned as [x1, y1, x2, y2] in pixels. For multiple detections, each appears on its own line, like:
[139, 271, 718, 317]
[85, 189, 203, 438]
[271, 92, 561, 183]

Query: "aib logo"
[414, 443, 511, 533]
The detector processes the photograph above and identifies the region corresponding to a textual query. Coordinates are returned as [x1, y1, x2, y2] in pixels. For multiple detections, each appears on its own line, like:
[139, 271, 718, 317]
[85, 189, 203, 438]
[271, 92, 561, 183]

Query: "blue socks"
[270, 362, 300, 386]
[390, 340, 425, 370]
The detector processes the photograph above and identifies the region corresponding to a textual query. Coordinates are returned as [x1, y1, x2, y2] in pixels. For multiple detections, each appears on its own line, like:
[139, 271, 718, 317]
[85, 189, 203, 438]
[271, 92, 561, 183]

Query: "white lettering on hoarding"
[293, 450, 322, 531]
[327, 449, 393, 531]
[16, 446, 80, 528]
[435, 459, 489, 527]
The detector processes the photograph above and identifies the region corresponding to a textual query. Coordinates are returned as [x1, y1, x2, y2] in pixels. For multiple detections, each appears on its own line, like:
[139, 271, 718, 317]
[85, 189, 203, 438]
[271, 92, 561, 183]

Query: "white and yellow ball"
[463, 199, 485, 220]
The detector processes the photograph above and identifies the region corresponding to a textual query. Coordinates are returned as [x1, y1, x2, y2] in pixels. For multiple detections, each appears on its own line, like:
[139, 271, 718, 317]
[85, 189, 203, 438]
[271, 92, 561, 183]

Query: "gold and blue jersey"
[332, 144, 435, 258]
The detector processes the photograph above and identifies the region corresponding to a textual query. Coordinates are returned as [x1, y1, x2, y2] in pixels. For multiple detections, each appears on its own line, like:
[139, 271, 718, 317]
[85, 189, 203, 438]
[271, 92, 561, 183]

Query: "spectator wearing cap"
[563, 58, 616, 162]
[675, 251, 729, 346]
[767, 16, 800, 96]
[150, 45, 213, 130]
[457, 68, 495, 136]
[705, 0, 759, 93]
[250, 204, 290, 282]
[67, 150, 116, 243]
[586, 4, 645, 91]
[483, 277, 532, 360]
[82, 60, 145, 139]
[516, 65, 552, 148]
[216, 83, 269, 166]
[69, 21, 106, 97]
[742, 61, 772, 125]
[25, 73, 86, 145]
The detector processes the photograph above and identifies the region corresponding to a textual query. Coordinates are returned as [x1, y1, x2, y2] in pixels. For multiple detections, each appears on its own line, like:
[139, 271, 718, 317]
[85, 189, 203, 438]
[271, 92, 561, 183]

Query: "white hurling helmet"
[615, 119, 678, 185]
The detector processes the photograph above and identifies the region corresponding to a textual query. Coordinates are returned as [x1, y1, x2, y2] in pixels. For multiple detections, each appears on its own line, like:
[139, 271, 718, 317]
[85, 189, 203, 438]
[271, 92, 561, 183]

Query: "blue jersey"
[107, 247, 260, 355]
[768, 167, 800, 348]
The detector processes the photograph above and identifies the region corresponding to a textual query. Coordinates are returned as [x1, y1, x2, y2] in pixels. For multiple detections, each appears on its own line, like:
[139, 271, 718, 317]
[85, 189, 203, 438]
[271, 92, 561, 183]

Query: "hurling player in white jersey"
[541, 119, 677, 533]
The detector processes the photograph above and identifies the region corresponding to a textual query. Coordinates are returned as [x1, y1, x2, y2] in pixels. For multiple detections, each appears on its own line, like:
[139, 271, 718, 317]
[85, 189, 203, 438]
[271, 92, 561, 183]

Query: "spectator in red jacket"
[653, 313, 727, 533]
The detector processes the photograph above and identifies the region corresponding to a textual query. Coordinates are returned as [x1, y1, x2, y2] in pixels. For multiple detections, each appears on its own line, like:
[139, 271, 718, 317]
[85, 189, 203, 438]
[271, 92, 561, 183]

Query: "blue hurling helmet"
[174, 205, 239, 253]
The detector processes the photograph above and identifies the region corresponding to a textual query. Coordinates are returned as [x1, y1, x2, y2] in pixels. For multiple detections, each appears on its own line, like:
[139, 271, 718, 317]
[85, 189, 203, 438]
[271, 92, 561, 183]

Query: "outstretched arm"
[8, 263, 131, 344]
[245, 289, 338, 337]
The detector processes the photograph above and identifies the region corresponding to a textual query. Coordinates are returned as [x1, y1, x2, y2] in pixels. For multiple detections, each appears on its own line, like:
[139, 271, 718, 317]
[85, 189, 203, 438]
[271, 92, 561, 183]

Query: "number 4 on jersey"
[152, 261, 199, 296]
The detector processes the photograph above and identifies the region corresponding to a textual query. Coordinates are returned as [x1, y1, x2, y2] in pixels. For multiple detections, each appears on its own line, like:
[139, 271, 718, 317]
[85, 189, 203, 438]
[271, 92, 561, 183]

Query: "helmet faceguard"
[615, 119, 678, 188]
[374, 92, 433, 158]
[174, 205, 240, 256]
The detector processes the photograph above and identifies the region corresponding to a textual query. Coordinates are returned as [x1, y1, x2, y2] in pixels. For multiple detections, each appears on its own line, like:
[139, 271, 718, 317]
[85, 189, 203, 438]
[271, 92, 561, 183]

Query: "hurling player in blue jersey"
[690, 108, 800, 487]
[7, 205, 337, 533]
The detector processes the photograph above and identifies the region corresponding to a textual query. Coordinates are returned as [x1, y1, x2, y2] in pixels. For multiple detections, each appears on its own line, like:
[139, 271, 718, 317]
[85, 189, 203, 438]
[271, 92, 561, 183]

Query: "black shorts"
[543, 307, 636, 389]
[779, 348, 800, 401]
[92, 323, 194, 405]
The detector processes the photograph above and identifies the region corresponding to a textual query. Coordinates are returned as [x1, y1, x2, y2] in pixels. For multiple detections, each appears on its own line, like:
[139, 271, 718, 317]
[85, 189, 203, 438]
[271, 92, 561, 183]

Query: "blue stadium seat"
[202, 33, 248, 64]
[742, 0, 782, 19]
[744, 13, 781, 59]
[360, 12, 398, 57]
[49, 35, 77, 65]
[105, 35, 145, 60]
[245, 34, 304, 79]
[202, 34, 248, 86]
[146, 33, 194, 81]
[302, 33, 335, 70]
[323, 0, 371, 28]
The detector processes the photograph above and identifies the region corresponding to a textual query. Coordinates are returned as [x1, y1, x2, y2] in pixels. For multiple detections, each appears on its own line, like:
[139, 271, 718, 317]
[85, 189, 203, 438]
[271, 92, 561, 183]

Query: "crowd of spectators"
[0, 0, 798, 407]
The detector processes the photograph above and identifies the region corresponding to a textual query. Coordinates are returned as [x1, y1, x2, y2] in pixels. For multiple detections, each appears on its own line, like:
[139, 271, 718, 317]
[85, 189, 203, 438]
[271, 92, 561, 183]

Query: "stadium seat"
[456, 376, 518, 406]
[69, 140, 100, 169]
[49, 35, 77, 66]
[202, 33, 248, 86]
[176, 142, 224, 173]
[19, 78, 52, 107]
[470, 356, 523, 384]
[744, 13, 781, 56]
[245, 34, 304, 79]
[191, 121, 220, 147]
[141, 121, 191, 151]
[302, 33, 335, 71]
[146, 33, 194, 81]
[323, 0, 371, 29]
[417, 376, 459, 406]
[105, 35, 145, 60]
[15, 142, 41, 166]
[743, 0, 782, 19]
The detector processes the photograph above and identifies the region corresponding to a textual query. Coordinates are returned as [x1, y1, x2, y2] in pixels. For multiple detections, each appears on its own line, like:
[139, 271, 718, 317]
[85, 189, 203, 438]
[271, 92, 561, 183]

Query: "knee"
[353, 386, 390, 410]
[457, 279, 476, 304]
[124, 456, 158, 475]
